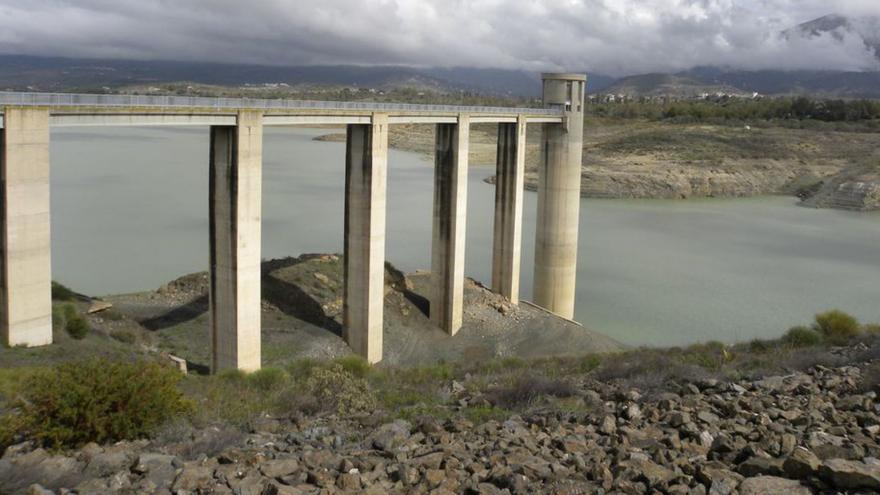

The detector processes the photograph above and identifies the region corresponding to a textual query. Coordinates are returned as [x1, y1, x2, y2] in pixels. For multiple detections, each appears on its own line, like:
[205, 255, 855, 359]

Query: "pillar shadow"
[186, 359, 211, 375]
[402, 289, 430, 317]
[139, 295, 208, 331]
[262, 258, 343, 337]
[136, 256, 385, 338]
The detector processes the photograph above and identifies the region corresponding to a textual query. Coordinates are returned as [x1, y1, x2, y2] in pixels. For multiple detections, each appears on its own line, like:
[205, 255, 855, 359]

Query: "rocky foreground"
[4, 345, 880, 494]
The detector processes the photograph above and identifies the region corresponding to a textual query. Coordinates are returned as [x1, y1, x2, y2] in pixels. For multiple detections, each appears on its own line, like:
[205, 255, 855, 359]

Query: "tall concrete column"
[209, 111, 263, 372]
[533, 73, 586, 319]
[431, 115, 469, 335]
[344, 113, 388, 364]
[491, 115, 526, 304]
[0, 107, 52, 347]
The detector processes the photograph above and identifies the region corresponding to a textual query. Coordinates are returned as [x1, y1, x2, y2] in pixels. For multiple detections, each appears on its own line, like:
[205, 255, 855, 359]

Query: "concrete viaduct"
[0, 73, 586, 371]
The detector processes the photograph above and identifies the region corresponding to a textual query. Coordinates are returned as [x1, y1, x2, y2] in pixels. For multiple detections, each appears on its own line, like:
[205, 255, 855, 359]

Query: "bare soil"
[92, 254, 622, 371]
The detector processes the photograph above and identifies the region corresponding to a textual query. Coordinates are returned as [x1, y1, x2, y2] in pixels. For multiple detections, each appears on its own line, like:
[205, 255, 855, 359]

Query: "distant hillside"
[594, 68, 880, 99]
[0, 54, 618, 97]
[599, 73, 746, 98]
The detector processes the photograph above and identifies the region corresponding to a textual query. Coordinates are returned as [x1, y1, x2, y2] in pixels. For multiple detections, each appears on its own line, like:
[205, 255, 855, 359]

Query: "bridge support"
[492, 116, 526, 304]
[344, 114, 388, 363]
[0, 107, 52, 347]
[431, 115, 469, 335]
[533, 74, 585, 319]
[209, 111, 263, 372]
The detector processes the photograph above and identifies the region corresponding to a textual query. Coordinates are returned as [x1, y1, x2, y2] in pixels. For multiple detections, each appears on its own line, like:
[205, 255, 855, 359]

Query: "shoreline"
[315, 123, 880, 211]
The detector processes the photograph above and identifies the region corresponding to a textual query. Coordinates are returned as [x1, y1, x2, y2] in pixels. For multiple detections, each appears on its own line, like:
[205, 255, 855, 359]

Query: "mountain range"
[0, 14, 878, 99]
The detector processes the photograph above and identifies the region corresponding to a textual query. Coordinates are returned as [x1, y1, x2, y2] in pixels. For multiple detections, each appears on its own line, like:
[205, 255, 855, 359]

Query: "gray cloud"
[0, 0, 877, 76]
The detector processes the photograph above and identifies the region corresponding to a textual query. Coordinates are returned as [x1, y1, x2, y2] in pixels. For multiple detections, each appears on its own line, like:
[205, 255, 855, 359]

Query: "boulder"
[819, 458, 880, 490]
[738, 476, 812, 495]
[782, 447, 820, 479]
[370, 420, 412, 453]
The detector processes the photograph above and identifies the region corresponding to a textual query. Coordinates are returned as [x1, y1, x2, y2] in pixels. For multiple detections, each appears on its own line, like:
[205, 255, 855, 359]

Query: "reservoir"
[50, 126, 880, 347]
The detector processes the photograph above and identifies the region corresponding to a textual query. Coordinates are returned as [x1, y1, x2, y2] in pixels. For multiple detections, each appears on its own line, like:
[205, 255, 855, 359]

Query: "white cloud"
[0, 0, 877, 75]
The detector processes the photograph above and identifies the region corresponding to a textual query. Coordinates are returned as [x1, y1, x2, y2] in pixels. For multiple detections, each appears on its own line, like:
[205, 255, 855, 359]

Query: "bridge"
[0, 73, 586, 371]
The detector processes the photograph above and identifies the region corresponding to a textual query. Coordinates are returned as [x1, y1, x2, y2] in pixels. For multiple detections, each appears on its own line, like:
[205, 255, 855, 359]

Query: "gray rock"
[0, 449, 85, 493]
[738, 476, 812, 495]
[630, 458, 675, 488]
[738, 456, 784, 477]
[25, 484, 54, 495]
[133, 453, 178, 491]
[819, 458, 880, 490]
[83, 448, 136, 477]
[782, 447, 821, 479]
[260, 458, 300, 479]
[370, 420, 412, 452]
[600, 415, 617, 435]
[668, 411, 691, 428]
[171, 465, 214, 492]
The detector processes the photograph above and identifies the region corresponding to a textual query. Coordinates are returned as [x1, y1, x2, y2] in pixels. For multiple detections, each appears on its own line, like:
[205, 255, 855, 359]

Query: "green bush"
[51, 282, 77, 301]
[5, 359, 192, 449]
[813, 310, 861, 345]
[65, 315, 90, 340]
[246, 367, 288, 392]
[783, 326, 824, 347]
[109, 328, 138, 344]
[56, 303, 89, 340]
[333, 355, 371, 379]
[863, 324, 880, 335]
[305, 364, 376, 415]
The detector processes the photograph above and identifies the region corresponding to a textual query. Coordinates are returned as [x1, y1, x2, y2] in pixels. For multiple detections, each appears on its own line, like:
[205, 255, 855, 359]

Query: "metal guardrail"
[0, 91, 561, 116]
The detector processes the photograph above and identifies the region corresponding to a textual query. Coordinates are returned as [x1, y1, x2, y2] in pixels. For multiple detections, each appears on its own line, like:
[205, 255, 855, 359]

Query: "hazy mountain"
[0, 54, 619, 97]
[595, 15, 880, 99]
[784, 14, 880, 61]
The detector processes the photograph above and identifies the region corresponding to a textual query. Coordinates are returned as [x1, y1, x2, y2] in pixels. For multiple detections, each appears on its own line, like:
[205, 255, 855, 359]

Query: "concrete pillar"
[344, 113, 388, 363]
[431, 115, 469, 335]
[209, 111, 262, 372]
[0, 107, 52, 347]
[491, 116, 526, 304]
[533, 73, 586, 319]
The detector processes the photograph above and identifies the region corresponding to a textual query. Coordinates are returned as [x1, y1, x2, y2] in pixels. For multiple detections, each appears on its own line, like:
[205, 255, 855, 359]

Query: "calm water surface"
[50, 126, 880, 347]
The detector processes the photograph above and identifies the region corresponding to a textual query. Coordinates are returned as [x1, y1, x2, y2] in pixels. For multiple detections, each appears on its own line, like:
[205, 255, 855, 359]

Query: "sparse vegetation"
[59, 304, 89, 340]
[588, 97, 880, 126]
[2, 359, 191, 449]
[51, 281, 77, 302]
[783, 325, 824, 347]
[813, 309, 861, 345]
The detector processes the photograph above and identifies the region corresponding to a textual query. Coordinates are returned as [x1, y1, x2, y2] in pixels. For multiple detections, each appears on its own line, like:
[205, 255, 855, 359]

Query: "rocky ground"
[318, 120, 880, 211]
[4, 339, 880, 494]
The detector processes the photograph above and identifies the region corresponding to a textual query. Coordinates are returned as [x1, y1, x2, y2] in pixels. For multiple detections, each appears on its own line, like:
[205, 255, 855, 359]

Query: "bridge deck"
[0, 92, 563, 127]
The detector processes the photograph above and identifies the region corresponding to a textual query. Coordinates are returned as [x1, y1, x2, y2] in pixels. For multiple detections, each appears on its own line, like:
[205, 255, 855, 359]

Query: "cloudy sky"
[0, 0, 878, 76]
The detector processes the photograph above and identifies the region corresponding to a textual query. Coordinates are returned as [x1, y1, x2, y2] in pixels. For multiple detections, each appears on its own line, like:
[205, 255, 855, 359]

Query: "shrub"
[578, 355, 603, 373]
[304, 364, 377, 415]
[51, 282, 76, 301]
[110, 328, 138, 344]
[783, 326, 823, 347]
[813, 310, 861, 345]
[487, 373, 576, 409]
[333, 355, 371, 379]
[863, 324, 880, 335]
[246, 367, 288, 392]
[5, 359, 192, 449]
[57, 303, 89, 340]
[65, 315, 90, 340]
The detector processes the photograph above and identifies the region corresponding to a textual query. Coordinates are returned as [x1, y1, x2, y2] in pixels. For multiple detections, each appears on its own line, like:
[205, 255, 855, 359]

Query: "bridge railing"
[0, 91, 561, 116]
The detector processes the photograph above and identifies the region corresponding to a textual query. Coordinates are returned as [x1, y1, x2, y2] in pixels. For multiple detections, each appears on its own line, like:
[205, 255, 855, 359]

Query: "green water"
[50, 126, 880, 347]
